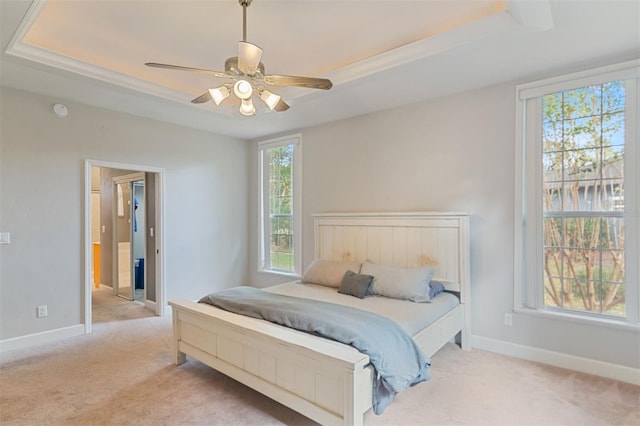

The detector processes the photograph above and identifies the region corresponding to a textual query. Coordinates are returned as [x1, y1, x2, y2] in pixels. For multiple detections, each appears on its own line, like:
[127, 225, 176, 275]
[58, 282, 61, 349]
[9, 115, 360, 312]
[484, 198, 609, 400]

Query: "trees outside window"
[267, 144, 294, 271]
[542, 82, 625, 316]
[515, 61, 639, 324]
[258, 135, 301, 275]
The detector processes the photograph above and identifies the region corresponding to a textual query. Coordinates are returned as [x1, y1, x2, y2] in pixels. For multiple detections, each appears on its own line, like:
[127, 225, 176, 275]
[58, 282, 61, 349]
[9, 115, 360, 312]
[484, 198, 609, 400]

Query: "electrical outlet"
[504, 313, 513, 326]
[37, 305, 48, 318]
[0, 232, 10, 245]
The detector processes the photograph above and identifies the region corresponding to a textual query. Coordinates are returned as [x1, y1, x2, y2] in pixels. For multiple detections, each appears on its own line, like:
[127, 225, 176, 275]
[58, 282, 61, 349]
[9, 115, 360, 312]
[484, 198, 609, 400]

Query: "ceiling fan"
[145, 0, 333, 116]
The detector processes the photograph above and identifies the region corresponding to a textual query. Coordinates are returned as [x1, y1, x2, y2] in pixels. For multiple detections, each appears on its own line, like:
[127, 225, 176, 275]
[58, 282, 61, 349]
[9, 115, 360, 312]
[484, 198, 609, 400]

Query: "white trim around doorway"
[84, 159, 166, 334]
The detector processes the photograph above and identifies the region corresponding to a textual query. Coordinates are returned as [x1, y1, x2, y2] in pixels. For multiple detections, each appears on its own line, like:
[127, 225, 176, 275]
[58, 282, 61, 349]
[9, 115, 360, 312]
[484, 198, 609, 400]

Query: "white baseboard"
[472, 335, 640, 386]
[0, 324, 85, 354]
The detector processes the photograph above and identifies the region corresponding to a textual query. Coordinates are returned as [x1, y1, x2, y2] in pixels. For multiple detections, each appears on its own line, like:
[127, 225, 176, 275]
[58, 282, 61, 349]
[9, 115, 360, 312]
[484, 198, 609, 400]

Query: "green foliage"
[266, 144, 295, 272]
[268, 145, 293, 215]
[542, 81, 626, 316]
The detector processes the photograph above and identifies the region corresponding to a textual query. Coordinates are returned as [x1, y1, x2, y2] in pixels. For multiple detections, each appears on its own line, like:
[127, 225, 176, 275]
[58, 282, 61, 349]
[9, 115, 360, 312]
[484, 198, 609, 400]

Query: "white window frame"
[514, 60, 640, 328]
[258, 134, 302, 277]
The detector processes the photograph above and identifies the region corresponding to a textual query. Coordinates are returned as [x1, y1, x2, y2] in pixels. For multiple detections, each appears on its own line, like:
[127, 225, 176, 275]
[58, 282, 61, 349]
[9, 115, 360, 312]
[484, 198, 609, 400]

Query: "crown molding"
[5, 0, 555, 116]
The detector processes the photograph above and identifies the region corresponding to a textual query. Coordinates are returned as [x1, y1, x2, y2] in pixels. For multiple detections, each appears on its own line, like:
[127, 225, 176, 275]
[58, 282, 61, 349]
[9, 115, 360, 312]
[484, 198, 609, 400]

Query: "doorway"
[84, 160, 165, 334]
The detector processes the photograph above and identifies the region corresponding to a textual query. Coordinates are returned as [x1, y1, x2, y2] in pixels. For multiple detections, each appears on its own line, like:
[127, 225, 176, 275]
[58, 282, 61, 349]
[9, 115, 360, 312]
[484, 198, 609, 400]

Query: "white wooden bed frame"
[169, 212, 470, 425]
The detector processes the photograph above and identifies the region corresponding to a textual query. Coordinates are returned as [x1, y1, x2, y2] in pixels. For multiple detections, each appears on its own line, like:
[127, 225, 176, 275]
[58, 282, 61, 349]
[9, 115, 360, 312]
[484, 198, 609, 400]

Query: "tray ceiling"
[1, 1, 638, 139]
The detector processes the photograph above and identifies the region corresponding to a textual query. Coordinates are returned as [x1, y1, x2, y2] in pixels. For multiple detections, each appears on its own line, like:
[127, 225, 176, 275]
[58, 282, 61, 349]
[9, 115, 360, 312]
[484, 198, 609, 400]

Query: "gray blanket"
[199, 286, 430, 415]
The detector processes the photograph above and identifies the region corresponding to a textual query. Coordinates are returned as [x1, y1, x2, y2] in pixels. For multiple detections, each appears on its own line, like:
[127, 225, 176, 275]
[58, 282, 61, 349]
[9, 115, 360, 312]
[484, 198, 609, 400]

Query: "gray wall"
[248, 80, 639, 369]
[0, 86, 250, 340]
[1, 75, 636, 372]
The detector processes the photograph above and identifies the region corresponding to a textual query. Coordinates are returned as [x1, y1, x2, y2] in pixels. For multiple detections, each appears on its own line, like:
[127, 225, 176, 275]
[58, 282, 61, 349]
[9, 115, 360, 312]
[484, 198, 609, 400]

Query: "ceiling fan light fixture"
[145, 0, 332, 117]
[233, 79, 253, 100]
[239, 98, 256, 116]
[208, 86, 230, 106]
[260, 89, 281, 110]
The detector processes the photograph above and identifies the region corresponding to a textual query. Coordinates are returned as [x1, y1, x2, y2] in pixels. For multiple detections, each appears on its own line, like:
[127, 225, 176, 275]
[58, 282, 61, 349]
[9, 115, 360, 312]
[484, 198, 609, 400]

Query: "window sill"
[513, 306, 640, 332]
[257, 269, 300, 280]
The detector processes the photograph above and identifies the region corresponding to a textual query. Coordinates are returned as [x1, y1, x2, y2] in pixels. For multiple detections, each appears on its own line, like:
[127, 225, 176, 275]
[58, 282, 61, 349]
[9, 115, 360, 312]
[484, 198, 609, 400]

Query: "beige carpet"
[92, 286, 155, 323]
[1, 292, 638, 426]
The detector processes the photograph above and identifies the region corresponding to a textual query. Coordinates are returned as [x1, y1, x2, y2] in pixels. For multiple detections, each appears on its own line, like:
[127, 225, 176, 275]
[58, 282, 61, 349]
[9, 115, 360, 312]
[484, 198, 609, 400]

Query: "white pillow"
[360, 262, 436, 302]
[301, 259, 362, 288]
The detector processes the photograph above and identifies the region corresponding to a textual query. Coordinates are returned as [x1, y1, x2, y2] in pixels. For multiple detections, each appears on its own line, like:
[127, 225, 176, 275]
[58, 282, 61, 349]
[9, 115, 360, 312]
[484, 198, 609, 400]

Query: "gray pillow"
[338, 270, 374, 299]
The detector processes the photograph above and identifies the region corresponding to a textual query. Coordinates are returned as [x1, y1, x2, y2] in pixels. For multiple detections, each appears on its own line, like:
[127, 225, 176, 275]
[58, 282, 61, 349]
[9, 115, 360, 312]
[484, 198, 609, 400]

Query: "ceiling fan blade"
[274, 99, 290, 112]
[190, 92, 212, 104]
[145, 63, 227, 78]
[237, 41, 263, 74]
[263, 74, 333, 90]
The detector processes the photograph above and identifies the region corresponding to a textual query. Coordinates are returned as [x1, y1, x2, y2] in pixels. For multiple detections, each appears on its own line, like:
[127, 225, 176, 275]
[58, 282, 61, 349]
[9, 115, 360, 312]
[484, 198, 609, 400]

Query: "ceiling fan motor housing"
[225, 57, 265, 77]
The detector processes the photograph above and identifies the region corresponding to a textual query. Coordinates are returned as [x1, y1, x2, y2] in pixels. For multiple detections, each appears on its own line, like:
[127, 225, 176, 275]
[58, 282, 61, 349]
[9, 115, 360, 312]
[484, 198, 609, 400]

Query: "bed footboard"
[414, 304, 466, 357]
[170, 300, 372, 426]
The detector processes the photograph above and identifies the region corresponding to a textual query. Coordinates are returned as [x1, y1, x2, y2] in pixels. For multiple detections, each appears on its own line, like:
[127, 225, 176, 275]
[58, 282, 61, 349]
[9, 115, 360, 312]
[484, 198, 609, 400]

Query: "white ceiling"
[1, 0, 638, 139]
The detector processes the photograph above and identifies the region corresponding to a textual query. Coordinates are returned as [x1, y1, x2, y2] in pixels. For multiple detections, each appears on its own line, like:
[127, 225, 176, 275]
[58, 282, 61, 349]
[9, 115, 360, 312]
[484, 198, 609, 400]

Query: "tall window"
[515, 61, 639, 324]
[258, 135, 302, 275]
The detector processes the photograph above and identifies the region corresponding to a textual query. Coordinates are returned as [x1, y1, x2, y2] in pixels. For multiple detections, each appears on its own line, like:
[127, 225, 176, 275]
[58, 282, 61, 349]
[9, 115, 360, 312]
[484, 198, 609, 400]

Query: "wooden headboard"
[313, 212, 470, 300]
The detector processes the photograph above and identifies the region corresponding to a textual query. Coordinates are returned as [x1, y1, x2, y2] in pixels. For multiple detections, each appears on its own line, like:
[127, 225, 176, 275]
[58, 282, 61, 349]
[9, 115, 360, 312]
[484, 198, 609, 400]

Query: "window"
[515, 61, 639, 324]
[258, 134, 302, 275]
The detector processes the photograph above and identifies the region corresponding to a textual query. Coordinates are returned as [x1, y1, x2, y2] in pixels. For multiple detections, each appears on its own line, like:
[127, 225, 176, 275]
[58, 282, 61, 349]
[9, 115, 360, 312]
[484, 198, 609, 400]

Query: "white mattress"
[264, 281, 459, 336]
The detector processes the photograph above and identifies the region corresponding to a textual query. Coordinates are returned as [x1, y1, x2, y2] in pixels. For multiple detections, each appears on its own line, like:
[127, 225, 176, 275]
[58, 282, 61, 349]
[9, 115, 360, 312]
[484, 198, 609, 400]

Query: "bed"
[169, 212, 471, 425]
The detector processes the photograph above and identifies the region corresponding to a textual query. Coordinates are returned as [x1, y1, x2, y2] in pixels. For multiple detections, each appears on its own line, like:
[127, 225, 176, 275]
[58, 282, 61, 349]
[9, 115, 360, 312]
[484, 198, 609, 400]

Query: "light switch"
[0, 232, 10, 245]
[101, 225, 106, 233]
[150, 227, 154, 237]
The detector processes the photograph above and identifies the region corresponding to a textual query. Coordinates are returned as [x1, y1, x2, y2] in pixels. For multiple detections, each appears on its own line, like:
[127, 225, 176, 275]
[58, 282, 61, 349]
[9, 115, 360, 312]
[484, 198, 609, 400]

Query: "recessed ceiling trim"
[5, 1, 228, 115]
[5, 0, 554, 120]
[4, 0, 45, 53]
[5, 1, 321, 115]
[326, 0, 554, 87]
[6, 40, 232, 116]
[328, 9, 520, 87]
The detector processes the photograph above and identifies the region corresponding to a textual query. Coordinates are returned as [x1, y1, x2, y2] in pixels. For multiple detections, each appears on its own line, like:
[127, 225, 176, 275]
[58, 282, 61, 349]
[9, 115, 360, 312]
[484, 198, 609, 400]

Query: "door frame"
[113, 172, 145, 302]
[83, 159, 166, 334]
